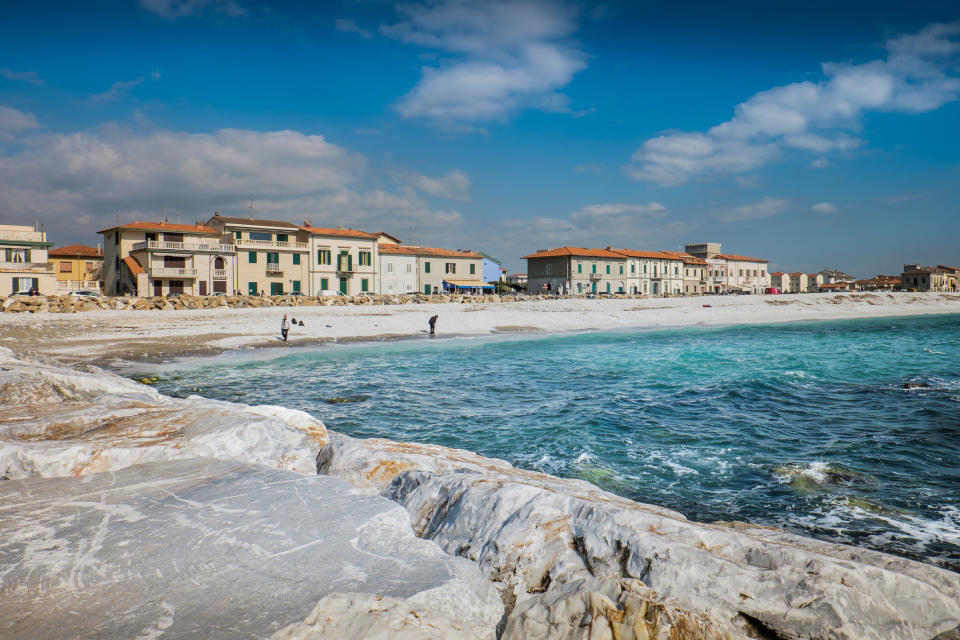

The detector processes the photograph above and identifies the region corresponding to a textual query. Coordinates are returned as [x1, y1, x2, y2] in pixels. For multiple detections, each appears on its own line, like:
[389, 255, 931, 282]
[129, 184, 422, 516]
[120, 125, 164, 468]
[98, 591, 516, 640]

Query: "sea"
[143, 313, 960, 572]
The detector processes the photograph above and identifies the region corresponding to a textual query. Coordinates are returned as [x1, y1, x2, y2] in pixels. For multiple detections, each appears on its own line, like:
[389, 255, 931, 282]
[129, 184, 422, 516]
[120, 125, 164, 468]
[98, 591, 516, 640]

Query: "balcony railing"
[266, 263, 282, 273]
[132, 240, 235, 253]
[150, 267, 199, 277]
[212, 269, 228, 279]
[233, 239, 308, 250]
[57, 280, 100, 291]
[0, 261, 53, 271]
[589, 272, 602, 280]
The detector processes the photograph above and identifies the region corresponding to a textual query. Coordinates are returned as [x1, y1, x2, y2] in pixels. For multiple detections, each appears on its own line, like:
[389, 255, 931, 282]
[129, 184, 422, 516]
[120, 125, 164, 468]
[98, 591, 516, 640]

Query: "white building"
[685, 242, 770, 294]
[0, 223, 56, 296]
[378, 244, 419, 294]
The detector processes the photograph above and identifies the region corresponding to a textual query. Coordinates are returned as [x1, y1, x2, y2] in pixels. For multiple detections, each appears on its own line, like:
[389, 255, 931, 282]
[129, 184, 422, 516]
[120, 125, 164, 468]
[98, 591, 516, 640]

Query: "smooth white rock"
[0, 458, 503, 639]
[0, 348, 325, 478]
[317, 433, 960, 640]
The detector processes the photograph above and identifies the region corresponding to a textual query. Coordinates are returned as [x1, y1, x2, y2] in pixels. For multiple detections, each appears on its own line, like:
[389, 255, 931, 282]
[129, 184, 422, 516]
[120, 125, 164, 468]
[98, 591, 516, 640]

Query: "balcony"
[57, 280, 100, 291]
[336, 261, 354, 273]
[213, 269, 228, 279]
[150, 267, 198, 278]
[132, 240, 235, 253]
[0, 261, 53, 272]
[266, 263, 282, 273]
[589, 272, 602, 280]
[233, 239, 308, 251]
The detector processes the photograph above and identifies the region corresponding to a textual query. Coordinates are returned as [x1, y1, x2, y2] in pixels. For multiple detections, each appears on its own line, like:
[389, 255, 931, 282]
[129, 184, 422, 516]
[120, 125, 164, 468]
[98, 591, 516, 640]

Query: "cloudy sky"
[1, 1, 958, 275]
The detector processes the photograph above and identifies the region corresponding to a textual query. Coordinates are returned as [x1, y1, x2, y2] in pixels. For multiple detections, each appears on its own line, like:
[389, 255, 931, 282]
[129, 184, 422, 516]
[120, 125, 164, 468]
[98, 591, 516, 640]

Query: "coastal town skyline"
[2, 1, 959, 275]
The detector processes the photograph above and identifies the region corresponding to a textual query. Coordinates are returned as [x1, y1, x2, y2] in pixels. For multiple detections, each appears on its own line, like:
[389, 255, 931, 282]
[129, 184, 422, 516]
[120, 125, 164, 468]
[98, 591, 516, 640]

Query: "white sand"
[2, 292, 958, 365]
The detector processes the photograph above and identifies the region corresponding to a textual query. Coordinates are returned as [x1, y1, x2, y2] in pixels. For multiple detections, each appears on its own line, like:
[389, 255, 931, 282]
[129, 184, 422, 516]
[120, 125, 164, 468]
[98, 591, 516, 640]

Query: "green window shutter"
[248, 251, 257, 263]
[235, 231, 242, 240]
[348, 255, 353, 271]
[248, 282, 257, 294]
[293, 253, 300, 265]
[361, 278, 369, 292]
[277, 234, 288, 243]
[577, 263, 582, 273]
[425, 262, 431, 273]
[619, 265, 623, 274]
[470, 264, 475, 274]
[606, 265, 610, 274]
[321, 278, 328, 290]
[292, 280, 301, 292]
[11, 278, 18, 293]
[592, 264, 596, 273]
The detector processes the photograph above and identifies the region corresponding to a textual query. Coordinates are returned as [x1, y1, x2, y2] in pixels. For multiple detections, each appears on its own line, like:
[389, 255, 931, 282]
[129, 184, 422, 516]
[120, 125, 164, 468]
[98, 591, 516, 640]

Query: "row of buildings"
[523, 242, 770, 296]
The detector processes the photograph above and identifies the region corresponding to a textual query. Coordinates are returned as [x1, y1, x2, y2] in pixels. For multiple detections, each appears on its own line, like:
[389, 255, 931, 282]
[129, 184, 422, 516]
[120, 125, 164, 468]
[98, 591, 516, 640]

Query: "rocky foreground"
[1, 349, 958, 639]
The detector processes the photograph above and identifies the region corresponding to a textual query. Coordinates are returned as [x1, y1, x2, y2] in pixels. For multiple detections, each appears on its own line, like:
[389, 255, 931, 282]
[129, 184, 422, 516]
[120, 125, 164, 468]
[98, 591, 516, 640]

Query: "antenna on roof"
[162, 207, 167, 223]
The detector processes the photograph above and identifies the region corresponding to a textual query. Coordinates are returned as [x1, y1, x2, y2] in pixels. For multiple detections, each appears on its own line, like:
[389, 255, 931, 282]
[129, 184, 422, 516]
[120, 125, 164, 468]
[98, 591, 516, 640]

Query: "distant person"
[298, 320, 304, 326]
[428, 314, 438, 335]
[281, 314, 290, 342]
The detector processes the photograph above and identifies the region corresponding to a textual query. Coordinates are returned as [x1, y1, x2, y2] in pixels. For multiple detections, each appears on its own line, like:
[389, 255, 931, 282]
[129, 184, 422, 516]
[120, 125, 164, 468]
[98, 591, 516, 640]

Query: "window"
[145, 232, 157, 241]
[12, 277, 38, 293]
[592, 264, 597, 274]
[469, 264, 475, 274]
[545, 264, 552, 276]
[59, 261, 72, 273]
[359, 252, 372, 266]
[406, 264, 412, 273]
[248, 282, 258, 295]
[577, 263, 582, 273]
[235, 231, 242, 240]
[631, 264, 635, 274]
[292, 253, 300, 265]
[292, 280, 301, 293]
[619, 265, 623, 274]
[266, 252, 279, 265]
[674, 266, 678, 275]
[86, 262, 94, 272]
[338, 251, 352, 271]
[4, 248, 29, 262]
[606, 265, 610, 274]
[643, 264, 647, 274]
[739, 269, 744, 277]
[250, 232, 272, 241]
[577, 283, 582, 293]
[445, 263, 456, 274]
[361, 278, 369, 292]
[387, 262, 394, 273]
[318, 249, 331, 265]
[606, 283, 611, 293]
[248, 251, 257, 264]
[424, 262, 431, 273]
[320, 278, 329, 290]
[276, 234, 288, 243]
[270, 282, 283, 295]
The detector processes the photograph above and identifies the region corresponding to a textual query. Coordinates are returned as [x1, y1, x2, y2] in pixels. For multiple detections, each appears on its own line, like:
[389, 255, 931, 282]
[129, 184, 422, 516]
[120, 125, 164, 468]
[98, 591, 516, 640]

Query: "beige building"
[663, 251, 708, 295]
[99, 221, 235, 296]
[419, 246, 485, 294]
[806, 273, 823, 292]
[0, 223, 56, 296]
[770, 272, 788, 292]
[206, 214, 308, 295]
[788, 272, 808, 293]
[614, 250, 684, 296]
[524, 247, 627, 295]
[49, 244, 103, 292]
[901, 264, 958, 292]
[302, 226, 378, 295]
[686, 243, 770, 294]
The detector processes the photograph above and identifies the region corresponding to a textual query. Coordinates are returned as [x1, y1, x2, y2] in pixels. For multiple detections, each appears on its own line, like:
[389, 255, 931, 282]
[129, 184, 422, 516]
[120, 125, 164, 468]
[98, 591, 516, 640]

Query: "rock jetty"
[1, 348, 958, 639]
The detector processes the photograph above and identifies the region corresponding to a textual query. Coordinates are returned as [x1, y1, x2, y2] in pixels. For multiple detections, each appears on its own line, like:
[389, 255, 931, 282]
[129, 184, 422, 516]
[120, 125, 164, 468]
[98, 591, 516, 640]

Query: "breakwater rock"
[317, 434, 960, 640]
[0, 458, 503, 639]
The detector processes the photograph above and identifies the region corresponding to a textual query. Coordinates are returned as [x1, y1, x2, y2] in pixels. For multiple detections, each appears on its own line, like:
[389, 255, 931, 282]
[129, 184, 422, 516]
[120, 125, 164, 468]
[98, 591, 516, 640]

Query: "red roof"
[770, 271, 786, 276]
[374, 231, 402, 243]
[122, 255, 144, 276]
[659, 250, 707, 265]
[300, 226, 377, 239]
[714, 253, 768, 263]
[789, 272, 805, 277]
[523, 246, 624, 259]
[380, 244, 483, 258]
[98, 221, 219, 235]
[49, 244, 103, 258]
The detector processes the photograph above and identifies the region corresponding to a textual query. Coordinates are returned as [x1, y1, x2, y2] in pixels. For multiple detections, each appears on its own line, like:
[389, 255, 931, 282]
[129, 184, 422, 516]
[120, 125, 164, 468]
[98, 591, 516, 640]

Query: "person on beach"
[428, 315, 438, 335]
[281, 314, 290, 342]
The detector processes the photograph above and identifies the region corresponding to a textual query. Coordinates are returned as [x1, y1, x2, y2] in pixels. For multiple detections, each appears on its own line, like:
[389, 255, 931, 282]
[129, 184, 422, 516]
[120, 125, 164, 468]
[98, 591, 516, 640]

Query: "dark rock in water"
[326, 395, 370, 405]
[903, 382, 930, 389]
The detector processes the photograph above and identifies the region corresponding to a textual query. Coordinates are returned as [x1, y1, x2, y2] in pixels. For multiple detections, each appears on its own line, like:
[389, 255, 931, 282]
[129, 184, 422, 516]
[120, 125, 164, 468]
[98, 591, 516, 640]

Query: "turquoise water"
[147, 314, 960, 572]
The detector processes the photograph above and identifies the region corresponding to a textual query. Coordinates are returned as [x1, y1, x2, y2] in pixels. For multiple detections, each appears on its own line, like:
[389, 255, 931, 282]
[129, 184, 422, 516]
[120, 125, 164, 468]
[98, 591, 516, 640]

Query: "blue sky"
[1, 1, 958, 275]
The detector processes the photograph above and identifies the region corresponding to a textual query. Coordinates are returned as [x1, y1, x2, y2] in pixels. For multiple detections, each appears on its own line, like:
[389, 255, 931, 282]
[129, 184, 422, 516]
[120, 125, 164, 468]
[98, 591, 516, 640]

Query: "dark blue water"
[146, 314, 960, 571]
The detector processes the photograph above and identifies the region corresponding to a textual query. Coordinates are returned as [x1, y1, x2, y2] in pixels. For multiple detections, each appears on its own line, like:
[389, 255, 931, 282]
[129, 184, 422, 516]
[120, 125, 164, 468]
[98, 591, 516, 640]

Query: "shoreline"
[2, 291, 959, 369]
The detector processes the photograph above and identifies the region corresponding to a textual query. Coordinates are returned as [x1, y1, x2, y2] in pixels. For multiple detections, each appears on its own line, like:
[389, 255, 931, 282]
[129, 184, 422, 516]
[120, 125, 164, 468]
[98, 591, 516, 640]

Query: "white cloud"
[88, 78, 145, 103]
[1, 69, 44, 86]
[0, 104, 39, 141]
[811, 202, 838, 213]
[720, 197, 789, 223]
[139, 0, 246, 19]
[809, 158, 830, 169]
[335, 18, 373, 39]
[380, 0, 586, 129]
[570, 202, 666, 224]
[402, 169, 471, 201]
[627, 21, 960, 185]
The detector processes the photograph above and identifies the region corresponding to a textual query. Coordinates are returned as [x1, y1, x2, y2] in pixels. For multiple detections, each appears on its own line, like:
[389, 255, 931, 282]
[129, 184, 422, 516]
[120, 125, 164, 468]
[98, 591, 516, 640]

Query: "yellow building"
[48, 244, 103, 292]
[302, 226, 379, 295]
[0, 224, 57, 296]
[206, 214, 309, 295]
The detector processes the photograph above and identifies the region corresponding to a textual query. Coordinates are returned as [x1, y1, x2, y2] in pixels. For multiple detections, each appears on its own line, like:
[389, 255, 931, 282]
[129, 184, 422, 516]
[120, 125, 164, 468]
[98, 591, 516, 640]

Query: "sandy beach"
[1, 291, 958, 367]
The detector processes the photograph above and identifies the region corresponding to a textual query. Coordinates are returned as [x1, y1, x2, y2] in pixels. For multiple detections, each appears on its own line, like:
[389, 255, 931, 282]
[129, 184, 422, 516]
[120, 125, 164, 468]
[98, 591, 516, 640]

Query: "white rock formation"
[0, 347, 325, 478]
[0, 458, 503, 640]
[317, 434, 960, 640]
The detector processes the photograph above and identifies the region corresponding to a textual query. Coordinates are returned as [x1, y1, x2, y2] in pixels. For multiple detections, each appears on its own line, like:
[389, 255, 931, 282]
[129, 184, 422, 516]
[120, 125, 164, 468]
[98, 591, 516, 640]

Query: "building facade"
[901, 264, 958, 292]
[48, 244, 103, 292]
[524, 247, 628, 295]
[788, 272, 808, 293]
[806, 273, 823, 292]
[99, 221, 235, 297]
[301, 226, 378, 295]
[0, 224, 56, 296]
[378, 245, 419, 294]
[685, 243, 769, 294]
[206, 214, 308, 295]
[770, 272, 788, 292]
[614, 250, 684, 296]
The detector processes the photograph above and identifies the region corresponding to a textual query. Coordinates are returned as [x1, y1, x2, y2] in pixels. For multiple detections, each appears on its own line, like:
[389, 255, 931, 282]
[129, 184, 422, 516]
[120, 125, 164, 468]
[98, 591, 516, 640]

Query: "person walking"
[428, 314, 438, 335]
[281, 314, 290, 342]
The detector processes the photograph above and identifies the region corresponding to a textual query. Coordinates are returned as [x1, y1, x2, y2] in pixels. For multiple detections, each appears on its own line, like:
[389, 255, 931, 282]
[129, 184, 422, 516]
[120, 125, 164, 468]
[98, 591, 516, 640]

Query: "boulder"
[317, 434, 960, 640]
[0, 348, 325, 478]
[0, 458, 503, 640]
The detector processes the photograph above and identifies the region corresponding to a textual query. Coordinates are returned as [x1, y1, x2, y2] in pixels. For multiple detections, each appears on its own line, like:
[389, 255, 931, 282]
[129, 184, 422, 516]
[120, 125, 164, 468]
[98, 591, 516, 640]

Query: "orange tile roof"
[789, 272, 805, 277]
[523, 246, 625, 259]
[714, 253, 768, 263]
[97, 221, 219, 235]
[49, 244, 103, 258]
[300, 226, 377, 239]
[770, 271, 786, 276]
[807, 273, 820, 278]
[659, 250, 707, 265]
[611, 249, 672, 260]
[374, 231, 402, 243]
[122, 255, 144, 276]
[379, 244, 483, 258]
